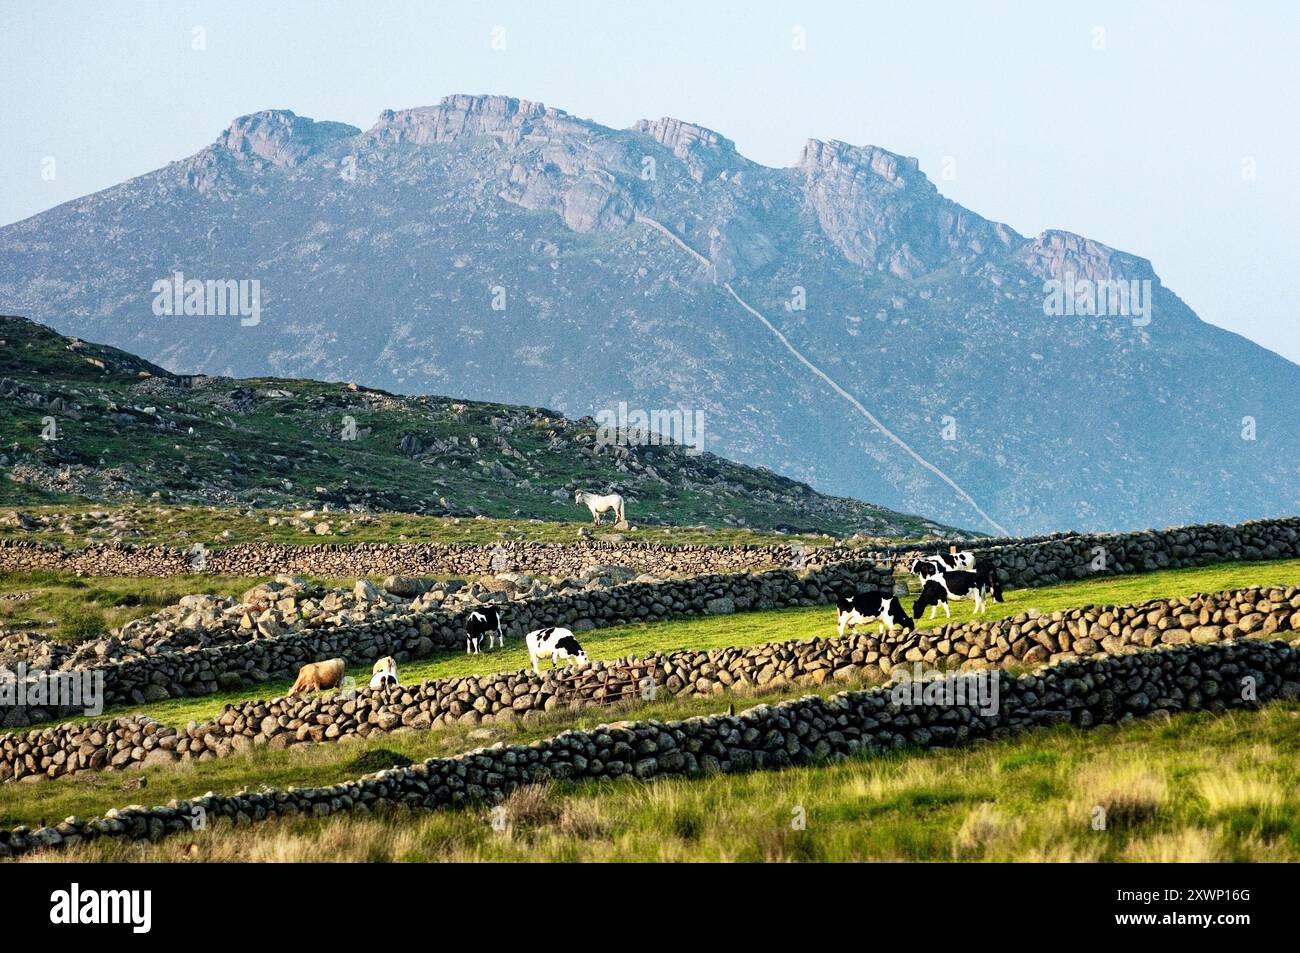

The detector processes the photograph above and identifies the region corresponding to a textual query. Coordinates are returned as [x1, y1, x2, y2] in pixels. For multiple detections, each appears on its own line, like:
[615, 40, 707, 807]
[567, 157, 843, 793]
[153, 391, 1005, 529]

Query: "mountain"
[1, 94, 1296, 534]
[0, 314, 955, 537]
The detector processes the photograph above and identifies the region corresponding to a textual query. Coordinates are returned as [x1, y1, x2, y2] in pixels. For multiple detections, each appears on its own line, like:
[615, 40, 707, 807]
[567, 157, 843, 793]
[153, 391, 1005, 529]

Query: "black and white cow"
[909, 556, 944, 582]
[835, 591, 914, 637]
[930, 550, 977, 573]
[525, 627, 589, 675]
[913, 570, 993, 619]
[465, 606, 505, 654]
[973, 558, 1005, 604]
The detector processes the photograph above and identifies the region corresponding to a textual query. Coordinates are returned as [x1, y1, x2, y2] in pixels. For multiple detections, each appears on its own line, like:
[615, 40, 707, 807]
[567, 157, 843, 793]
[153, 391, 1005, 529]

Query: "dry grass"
[18, 703, 1300, 863]
[1073, 759, 1169, 830]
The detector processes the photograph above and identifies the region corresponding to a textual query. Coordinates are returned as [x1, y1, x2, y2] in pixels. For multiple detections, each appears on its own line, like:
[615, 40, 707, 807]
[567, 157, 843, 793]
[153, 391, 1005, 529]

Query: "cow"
[465, 606, 505, 654]
[909, 556, 944, 582]
[973, 558, 1005, 605]
[926, 550, 977, 572]
[912, 570, 993, 619]
[525, 626, 589, 675]
[369, 656, 399, 690]
[835, 591, 914, 638]
[288, 658, 347, 696]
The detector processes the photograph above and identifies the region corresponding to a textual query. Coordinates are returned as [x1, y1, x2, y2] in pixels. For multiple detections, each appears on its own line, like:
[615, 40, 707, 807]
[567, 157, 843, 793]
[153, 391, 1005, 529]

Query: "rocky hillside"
[0, 315, 953, 537]
[1, 95, 1297, 532]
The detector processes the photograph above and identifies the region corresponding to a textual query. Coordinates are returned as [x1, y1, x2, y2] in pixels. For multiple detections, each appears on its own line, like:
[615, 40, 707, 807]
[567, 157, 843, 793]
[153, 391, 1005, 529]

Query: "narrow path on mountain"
[634, 214, 1011, 536]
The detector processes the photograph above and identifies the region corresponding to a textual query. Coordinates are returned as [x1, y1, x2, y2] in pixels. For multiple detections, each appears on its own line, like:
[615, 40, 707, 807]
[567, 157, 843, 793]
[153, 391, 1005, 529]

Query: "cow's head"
[913, 581, 942, 619]
[892, 598, 916, 631]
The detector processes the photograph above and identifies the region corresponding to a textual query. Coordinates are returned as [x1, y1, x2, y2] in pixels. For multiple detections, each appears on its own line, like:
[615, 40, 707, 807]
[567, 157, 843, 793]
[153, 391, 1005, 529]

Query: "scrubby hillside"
[0, 315, 956, 537]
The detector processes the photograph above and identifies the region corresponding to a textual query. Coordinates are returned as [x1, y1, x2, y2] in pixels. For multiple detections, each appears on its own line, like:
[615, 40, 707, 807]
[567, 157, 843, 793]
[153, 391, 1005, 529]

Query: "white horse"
[575, 490, 625, 526]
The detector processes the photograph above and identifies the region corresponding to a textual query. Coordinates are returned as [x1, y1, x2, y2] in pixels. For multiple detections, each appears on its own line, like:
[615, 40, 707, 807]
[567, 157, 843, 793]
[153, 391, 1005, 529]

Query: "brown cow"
[287, 658, 347, 696]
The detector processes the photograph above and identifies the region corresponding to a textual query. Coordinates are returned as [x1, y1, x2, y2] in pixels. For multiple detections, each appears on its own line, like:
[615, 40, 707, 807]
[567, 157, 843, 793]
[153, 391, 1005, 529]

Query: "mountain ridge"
[2, 92, 1296, 534]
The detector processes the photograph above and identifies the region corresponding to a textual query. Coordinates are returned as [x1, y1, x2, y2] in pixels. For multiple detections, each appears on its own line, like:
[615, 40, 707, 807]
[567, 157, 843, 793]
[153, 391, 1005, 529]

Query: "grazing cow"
[465, 606, 505, 654]
[835, 591, 915, 637]
[575, 490, 625, 526]
[369, 656, 399, 690]
[525, 626, 589, 675]
[288, 658, 347, 696]
[973, 558, 1005, 604]
[913, 570, 992, 619]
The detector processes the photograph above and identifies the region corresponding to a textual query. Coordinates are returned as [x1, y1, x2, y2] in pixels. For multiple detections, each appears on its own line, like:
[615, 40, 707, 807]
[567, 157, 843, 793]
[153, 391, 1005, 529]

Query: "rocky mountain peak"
[796, 138, 1013, 277]
[632, 117, 738, 182]
[633, 117, 734, 157]
[363, 94, 576, 148]
[217, 110, 359, 167]
[797, 139, 924, 191]
[3, 94, 1290, 536]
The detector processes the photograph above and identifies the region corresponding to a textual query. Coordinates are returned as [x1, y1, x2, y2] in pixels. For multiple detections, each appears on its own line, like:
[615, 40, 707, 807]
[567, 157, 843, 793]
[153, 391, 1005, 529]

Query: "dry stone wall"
[3, 516, 1299, 586]
[0, 560, 890, 725]
[883, 516, 1300, 589]
[8, 583, 1298, 782]
[0, 538, 828, 577]
[3, 514, 1298, 731]
[4, 638, 1297, 858]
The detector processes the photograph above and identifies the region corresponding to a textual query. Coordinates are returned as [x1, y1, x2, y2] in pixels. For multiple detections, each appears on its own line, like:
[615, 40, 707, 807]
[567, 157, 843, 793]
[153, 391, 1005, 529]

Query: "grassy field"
[39, 556, 1300, 731]
[0, 672, 882, 831]
[18, 702, 1300, 862]
[5, 556, 1300, 861]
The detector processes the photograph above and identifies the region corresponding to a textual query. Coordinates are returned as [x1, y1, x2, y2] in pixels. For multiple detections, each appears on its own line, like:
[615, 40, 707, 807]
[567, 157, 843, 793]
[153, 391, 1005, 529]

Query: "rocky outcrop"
[217, 110, 359, 168]
[797, 138, 1017, 278]
[364, 95, 637, 233]
[5, 638, 1297, 858]
[632, 117, 738, 183]
[1018, 229, 1158, 286]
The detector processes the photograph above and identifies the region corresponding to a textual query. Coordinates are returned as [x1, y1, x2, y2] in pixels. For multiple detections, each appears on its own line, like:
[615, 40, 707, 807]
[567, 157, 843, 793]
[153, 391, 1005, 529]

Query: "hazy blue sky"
[2, 1, 1297, 360]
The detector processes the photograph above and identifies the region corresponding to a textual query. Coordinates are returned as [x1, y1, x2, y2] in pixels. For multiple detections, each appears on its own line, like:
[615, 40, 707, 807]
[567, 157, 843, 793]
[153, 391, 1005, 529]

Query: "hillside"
[0, 315, 954, 537]
[1, 96, 1297, 533]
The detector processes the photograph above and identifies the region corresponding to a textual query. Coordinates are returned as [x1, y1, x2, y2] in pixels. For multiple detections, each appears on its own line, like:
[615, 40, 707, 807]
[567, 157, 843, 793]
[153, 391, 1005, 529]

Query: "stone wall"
[3, 513, 1297, 728]
[4, 638, 1297, 858]
[9, 583, 1298, 782]
[0, 560, 890, 725]
[0, 538, 830, 577]
[937, 517, 1300, 590]
[3, 516, 1299, 585]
